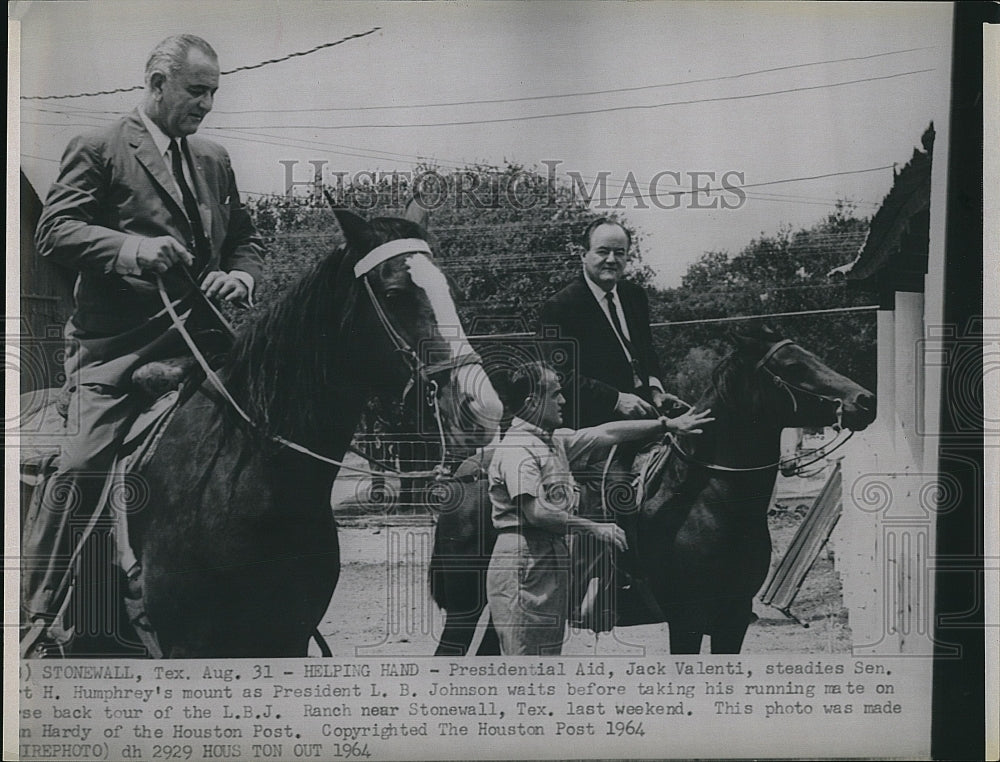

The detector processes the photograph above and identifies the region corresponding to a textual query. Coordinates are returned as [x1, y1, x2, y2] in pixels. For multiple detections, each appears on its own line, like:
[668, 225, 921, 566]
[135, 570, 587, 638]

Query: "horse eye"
[383, 288, 404, 300]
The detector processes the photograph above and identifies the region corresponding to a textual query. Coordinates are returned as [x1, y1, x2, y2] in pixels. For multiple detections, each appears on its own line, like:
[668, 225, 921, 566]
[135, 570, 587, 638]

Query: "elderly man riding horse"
[23, 34, 264, 653]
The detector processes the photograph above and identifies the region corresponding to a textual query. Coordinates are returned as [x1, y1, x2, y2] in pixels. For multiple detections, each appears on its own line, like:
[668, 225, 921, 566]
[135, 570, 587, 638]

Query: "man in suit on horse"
[538, 218, 682, 631]
[23, 34, 265, 647]
[539, 218, 678, 429]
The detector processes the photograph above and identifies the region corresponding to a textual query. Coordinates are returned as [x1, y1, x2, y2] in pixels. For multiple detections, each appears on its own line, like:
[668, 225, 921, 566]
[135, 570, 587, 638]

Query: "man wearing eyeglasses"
[540, 218, 677, 429]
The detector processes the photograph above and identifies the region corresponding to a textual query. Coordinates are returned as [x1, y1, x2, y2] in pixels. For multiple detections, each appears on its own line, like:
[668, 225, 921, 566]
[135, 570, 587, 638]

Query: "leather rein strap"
[668, 340, 854, 474]
[156, 255, 470, 481]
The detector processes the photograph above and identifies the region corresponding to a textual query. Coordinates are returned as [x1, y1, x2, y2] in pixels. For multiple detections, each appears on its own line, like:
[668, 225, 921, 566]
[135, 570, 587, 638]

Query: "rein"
[155, 249, 473, 481]
[667, 339, 855, 474]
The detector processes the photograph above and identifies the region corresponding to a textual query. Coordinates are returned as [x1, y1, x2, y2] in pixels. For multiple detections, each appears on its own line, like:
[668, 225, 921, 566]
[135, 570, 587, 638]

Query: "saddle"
[569, 439, 683, 633]
[19, 356, 198, 658]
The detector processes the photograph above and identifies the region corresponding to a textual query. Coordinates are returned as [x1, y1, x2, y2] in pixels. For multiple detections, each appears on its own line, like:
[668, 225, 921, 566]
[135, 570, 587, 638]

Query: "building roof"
[832, 125, 933, 294]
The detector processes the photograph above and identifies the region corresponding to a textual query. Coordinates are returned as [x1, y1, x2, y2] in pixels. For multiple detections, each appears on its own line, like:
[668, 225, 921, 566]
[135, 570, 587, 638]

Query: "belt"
[495, 526, 566, 542]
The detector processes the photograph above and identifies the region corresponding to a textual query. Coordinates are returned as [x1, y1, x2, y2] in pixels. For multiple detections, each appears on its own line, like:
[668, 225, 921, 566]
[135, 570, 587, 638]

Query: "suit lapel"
[127, 112, 187, 219]
[618, 285, 649, 375]
[618, 286, 641, 342]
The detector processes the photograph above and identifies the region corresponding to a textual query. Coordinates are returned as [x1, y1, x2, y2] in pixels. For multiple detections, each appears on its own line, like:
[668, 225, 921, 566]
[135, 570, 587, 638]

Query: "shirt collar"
[582, 268, 619, 305]
[506, 417, 555, 447]
[138, 107, 177, 158]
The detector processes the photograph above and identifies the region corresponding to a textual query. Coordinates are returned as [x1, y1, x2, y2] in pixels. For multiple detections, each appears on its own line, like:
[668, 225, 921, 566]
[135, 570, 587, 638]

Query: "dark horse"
[429, 326, 874, 655]
[122, 207, 501, 657]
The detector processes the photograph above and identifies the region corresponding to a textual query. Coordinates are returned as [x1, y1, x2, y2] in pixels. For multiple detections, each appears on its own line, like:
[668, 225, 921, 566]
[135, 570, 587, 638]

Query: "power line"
[219, 28, 381, 76]
[22, 109, 886, 208]
[465, 304, 879, 340]
[205, 128, 890, 202]
[204, 45, 938, 114]
[202, 127, 883, 206]
[610, 166, 894, 205]
[19, 153, 60, 164]
[650, 305, 878, 328]
[205, 69, 934, 130]
[20, 28, 381, 101]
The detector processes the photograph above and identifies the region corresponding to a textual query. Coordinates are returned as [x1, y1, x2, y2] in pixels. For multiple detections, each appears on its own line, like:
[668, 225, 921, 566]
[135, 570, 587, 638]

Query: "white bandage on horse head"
[353, 238, 433, 278]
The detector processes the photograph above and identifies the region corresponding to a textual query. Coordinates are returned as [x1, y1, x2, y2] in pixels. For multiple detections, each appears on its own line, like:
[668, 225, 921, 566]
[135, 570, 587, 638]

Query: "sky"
[13, 1, 954, 287]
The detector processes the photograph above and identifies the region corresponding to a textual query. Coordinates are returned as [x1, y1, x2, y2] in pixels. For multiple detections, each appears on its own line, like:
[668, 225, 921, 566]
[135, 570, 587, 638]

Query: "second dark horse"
[429, 326, 875, 655]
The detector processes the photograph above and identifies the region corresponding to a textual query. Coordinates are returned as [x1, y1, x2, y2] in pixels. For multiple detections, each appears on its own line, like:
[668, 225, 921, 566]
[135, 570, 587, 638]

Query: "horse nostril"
[856, 392, 876, 411]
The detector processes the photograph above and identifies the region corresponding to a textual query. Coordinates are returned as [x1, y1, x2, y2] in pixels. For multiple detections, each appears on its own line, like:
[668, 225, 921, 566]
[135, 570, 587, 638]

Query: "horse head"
[332, 205, 502, 454]
[732, 324, 876, 432]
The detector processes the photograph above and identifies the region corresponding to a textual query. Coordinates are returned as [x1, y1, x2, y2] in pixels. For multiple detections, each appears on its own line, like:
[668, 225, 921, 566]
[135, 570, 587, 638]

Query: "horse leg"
[475, 612, 501, 656]
[435, 609, 481, 656]
[668, 626, 705, 654]
[708, 602, 755, 654]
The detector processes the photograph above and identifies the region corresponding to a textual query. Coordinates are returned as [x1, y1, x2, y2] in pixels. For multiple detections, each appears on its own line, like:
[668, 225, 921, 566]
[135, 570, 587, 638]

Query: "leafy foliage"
[243, 162, 651, 335]
[649, 201, 877, 397]
[242, 172, 876, 406]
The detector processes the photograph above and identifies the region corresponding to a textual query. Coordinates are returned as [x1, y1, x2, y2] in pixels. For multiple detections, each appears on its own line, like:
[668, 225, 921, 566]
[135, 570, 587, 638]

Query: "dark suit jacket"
[35, 109, 265, 386]
[539, 275, 662, 429]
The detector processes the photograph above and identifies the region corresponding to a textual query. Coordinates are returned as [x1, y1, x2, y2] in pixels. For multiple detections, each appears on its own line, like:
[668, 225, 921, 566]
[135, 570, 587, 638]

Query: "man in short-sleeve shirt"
[485, 363, 712, 655]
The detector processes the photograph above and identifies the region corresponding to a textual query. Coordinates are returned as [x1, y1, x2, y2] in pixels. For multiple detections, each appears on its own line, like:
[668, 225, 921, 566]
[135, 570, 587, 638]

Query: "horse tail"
[427, 530, 451, 611]
[428, 453, 495, 614]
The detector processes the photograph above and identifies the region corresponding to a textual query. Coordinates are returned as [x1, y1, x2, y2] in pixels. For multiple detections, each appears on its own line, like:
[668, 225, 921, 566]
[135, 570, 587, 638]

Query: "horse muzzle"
[441, 363, 502, 449]
[840, 390, 877, 431]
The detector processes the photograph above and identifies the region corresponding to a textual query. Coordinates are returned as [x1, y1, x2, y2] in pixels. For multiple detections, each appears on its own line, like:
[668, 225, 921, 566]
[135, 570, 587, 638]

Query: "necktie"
[606, 291, 643, 387]
[168, 138, 209, 266]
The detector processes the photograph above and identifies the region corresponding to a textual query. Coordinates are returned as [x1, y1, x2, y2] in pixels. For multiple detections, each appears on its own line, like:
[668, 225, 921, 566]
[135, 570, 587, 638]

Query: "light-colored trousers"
[486, 528, 570, 656]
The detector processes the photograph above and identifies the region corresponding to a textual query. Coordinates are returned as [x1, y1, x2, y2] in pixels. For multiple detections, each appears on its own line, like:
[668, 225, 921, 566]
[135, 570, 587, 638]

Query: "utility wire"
[20, 28, 381, 101]
[206, 69, 934, 130]
[465, 305, 879, 340]
[17, 112, 890, 208]
[650, 305, 879, 328]
[205, 45, 938, 114]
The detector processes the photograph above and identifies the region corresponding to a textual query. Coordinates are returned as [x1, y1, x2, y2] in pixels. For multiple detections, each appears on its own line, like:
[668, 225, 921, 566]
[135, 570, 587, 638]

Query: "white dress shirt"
[582, 269, 663, 393]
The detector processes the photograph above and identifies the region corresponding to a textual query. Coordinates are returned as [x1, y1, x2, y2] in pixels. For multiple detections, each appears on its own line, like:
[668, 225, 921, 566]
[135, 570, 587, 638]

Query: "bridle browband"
[157, 240, 480, 480]
[668, 339, 854, 474]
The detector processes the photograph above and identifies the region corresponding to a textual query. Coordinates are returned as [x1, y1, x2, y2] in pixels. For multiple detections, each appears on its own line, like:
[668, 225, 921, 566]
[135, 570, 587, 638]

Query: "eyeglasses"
[591, 247, 629, 259]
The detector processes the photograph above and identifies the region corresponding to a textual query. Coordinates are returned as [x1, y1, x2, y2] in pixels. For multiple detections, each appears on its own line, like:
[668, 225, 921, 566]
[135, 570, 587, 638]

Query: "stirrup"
[122, 563, 163, 658]
[21, 617, 69, 659]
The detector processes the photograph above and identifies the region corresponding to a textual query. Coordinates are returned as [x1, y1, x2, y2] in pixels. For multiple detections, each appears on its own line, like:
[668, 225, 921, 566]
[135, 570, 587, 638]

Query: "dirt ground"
[316, 478, 851, 657]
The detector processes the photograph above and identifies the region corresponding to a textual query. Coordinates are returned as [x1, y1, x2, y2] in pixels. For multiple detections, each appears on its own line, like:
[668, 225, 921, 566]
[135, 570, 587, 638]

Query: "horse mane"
[222, 246, 356, 444]
[642, 340, 779, 515]
[223, 216, 428, 445]
[707, 349, 769, 423]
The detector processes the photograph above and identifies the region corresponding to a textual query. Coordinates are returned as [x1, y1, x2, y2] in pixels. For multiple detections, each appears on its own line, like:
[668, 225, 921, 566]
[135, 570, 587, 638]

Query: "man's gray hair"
[145, 34, 217, 84]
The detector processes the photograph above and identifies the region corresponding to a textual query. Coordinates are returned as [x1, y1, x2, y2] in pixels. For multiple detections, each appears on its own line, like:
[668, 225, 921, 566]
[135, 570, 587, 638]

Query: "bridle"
[667, 339, 854, 474]
[359, 268, 482, 476]
[157, 238, 481, 480]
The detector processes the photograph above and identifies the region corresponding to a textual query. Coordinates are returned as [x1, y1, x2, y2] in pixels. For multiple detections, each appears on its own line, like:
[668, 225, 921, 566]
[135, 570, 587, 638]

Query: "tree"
[650, 201, 877, 398]
[243, 162, 651, 334]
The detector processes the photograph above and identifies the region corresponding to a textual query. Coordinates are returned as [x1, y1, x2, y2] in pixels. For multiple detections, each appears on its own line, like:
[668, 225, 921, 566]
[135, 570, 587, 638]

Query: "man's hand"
[201, 270, 249, 304]
[652, 389, 689, 413]
[615, 392, 657, 419]
[591, 522, 628, 552]
[136, 236, 194, 274]
[663, 407, 715, 436]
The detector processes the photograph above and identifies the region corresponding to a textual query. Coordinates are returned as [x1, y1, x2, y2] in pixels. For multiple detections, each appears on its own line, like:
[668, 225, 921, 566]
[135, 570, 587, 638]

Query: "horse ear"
[730, 329, 753, 351]
[403, 195, 431, 232]
[732, 321, 775, 345]
[328, 204, 379, 253]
